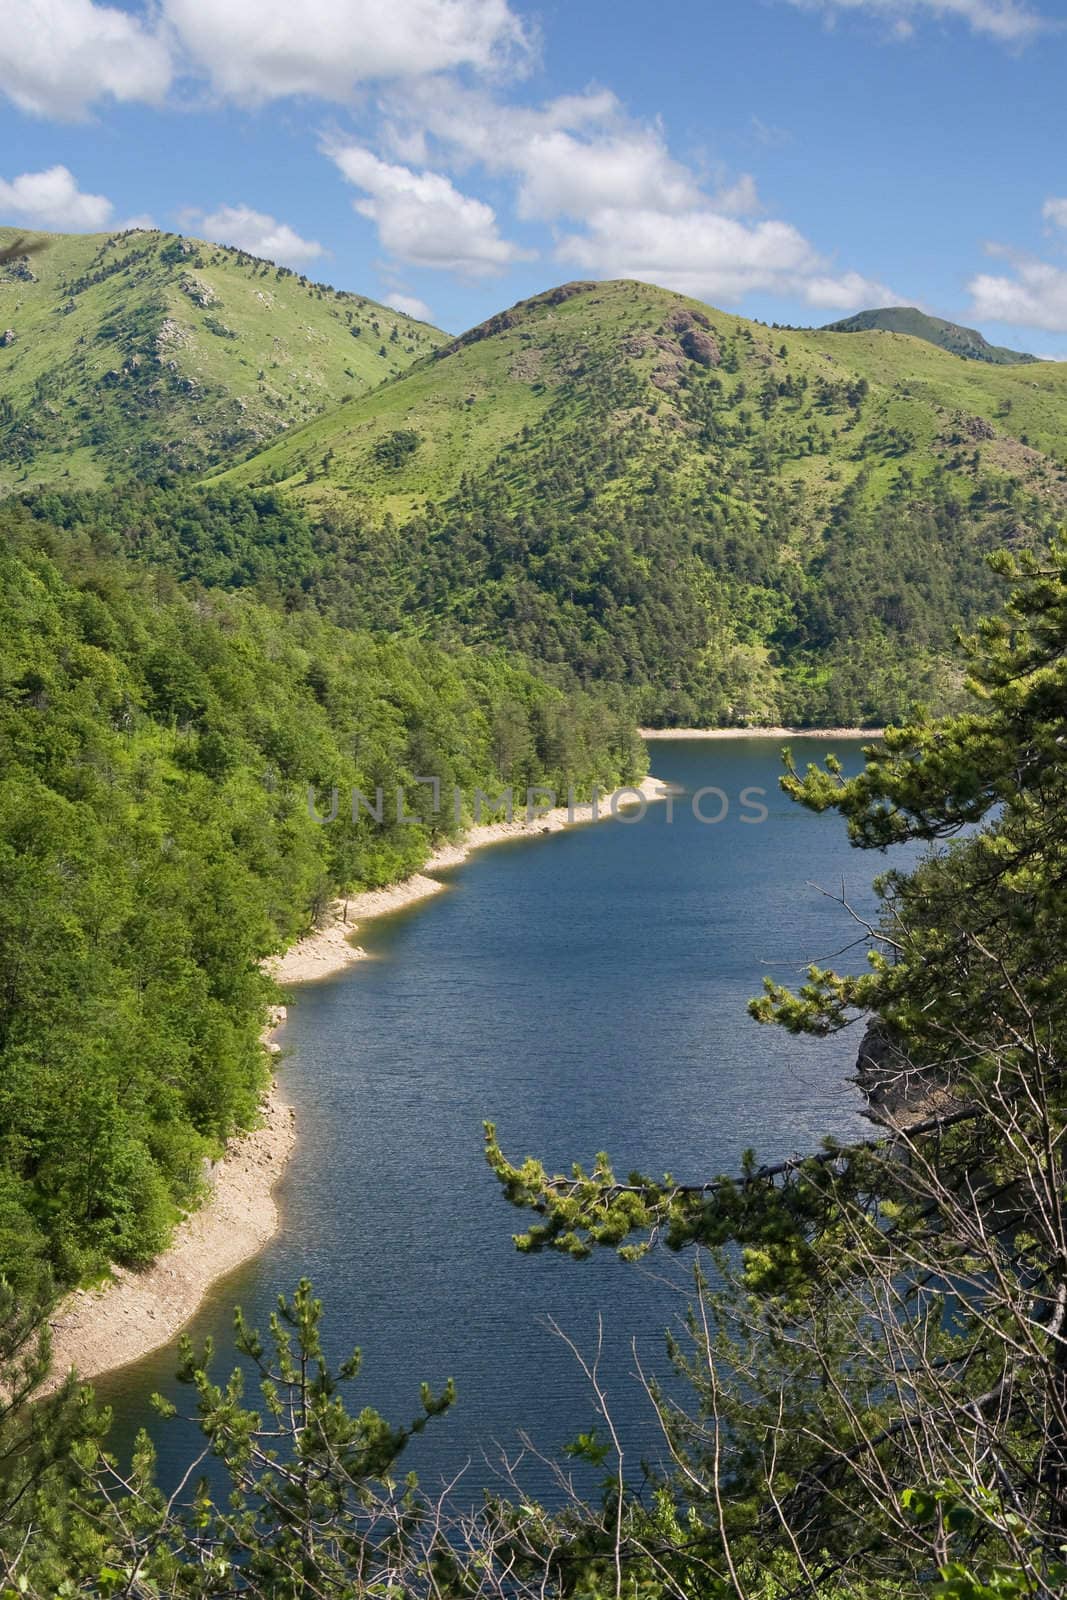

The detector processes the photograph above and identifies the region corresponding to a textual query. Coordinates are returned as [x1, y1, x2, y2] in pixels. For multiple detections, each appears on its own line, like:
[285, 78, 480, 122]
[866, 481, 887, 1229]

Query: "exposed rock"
[621, 333, 655, 358]
[665, 305, 712, 332]
[0, 329, 16, 347]
[156, 317, 192, 353]
[855, 1022, 956, 1127]
[509, 348, 544, 383]
[679, 327, 721, 367]
[529, 282, 598, 308]
[179, 273, 218, 308]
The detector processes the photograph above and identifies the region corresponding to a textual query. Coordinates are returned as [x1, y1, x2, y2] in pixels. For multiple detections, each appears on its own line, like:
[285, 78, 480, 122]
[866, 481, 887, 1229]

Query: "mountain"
[205, 278, 1067, 724]
[822, 306, 1037, 365]
[216, 280, 1064, 520]
[0, 226, 444, 493]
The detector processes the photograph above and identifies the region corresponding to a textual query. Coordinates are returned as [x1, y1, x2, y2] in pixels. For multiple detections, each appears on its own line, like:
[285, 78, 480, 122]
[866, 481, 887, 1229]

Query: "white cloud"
[0, 165, 114, 230]
[162, 0, 528, 105]
[969, 259, 1067, 332]
[966, 203, 1067, 332]
[554, 205, 894, 309]
[385, 291, 434, 321]
[0, 0, 527, 119]
[384, 83, 701, 221]
[189, 204, 325, 264]
[325, 141, 531, 276]
[711, 174, 763, 218]
[0, 0, 171, 119]
[377, 81, 891, 307]
[780, 0, 1050, 44]
[801, 269, 898, 309]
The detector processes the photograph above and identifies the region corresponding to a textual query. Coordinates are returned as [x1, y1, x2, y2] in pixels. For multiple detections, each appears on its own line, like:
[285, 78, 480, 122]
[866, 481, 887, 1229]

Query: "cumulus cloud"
[0, 165, 114, 230]
[385, 291, 435, 321]
[162, 0, 528, 105]
[801, 269, 898, 309]
[711, 174, 763, 218]
[383, 83, 701, 221]
[0, 0, 526, 118]
[969, 259, 1067, 332]
[966, 202, 1067, 332]
[325, 141, 531, 276]
[189, 204, 325, 264]
[779, 0, 1050, 44]
[554, 206, 893, 309]
[0, 0, 171, 119]
[377, 83, 894, 308]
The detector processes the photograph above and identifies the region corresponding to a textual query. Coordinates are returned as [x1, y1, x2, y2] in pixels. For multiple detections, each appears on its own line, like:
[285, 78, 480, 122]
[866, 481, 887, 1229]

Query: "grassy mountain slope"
[216, 279, 1065, 525]
[204, 279, 1067, 723]
[822, 305, 1036, 365]
[0, 226, 444, 493]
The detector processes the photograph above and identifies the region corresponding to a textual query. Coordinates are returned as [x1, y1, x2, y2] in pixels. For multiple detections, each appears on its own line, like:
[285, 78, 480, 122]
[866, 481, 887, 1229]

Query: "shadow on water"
[92, 738, 913, 1506]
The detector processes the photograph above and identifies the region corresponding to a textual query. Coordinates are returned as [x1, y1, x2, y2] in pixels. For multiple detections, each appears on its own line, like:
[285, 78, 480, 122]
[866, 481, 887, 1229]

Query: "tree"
[486, 536, 1067, 1594]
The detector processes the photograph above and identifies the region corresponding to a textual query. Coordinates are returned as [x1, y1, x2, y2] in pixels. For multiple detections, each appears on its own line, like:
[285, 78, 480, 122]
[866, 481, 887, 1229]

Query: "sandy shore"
[47, 773, 670, 1386]
[45, 1010, 295, 1392]
[639, 726, 885, 740]
[271, 772, 674, 985]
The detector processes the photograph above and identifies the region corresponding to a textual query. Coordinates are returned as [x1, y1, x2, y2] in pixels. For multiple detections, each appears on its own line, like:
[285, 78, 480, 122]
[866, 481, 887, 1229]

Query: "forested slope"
[0, 499, 639, 1289]
[214, 279, 1067, 724]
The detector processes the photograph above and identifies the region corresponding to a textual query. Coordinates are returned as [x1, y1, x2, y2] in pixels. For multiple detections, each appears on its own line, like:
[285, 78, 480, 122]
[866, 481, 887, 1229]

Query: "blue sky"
[1, 0, 1066, 349]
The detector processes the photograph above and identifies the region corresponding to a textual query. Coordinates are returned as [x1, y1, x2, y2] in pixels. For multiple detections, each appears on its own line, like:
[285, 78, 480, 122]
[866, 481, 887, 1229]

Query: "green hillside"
[209, 278, 1067, 724]
[822, 305, 1036, 365]
[0, 226, 444, 493]
[217, 281, 1065, 517]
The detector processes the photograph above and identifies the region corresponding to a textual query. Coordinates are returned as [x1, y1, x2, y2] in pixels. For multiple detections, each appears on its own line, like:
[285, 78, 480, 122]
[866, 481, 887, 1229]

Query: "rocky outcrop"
[179, 273, 218, 308]
[679, 327, 721, 366]
[0, 329, 16, 347]
[855, 1022, 956, 1127]
[665, 305, 713, 333]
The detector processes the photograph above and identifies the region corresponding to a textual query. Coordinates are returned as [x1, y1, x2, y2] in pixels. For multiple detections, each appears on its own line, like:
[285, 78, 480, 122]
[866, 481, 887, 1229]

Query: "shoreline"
[47, 774, 671, 1387]
[45, 1008, 296, 1392]
[639, 726, 885, 740]
[270, 772, 674, 984]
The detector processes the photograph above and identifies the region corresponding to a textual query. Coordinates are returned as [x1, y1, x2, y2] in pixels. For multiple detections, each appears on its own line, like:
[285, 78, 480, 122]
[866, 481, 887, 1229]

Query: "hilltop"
[0, 226, 444, 492]
[8, 271, 1067, 724]
[216, 279, 1065, 522]
[205, 278, 1067, 723]
[822, 305, 1036, 365]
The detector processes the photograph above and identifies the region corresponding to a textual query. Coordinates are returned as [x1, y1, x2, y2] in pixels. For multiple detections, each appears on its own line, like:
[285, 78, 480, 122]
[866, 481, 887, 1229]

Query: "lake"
[95, 736, 908, 1502]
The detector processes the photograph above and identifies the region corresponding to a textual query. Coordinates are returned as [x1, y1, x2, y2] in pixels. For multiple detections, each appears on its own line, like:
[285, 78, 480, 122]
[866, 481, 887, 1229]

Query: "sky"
[1, 0, 1066, 348]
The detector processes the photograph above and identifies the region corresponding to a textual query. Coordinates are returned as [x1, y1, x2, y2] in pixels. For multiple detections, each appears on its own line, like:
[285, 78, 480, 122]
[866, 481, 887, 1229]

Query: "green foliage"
[822, 306, 1037, 365]
[485, 542, 1067, 1592]
[0, 224, 443, 495]
[215, 279, 1067, 725]
[372, 427, 420, 467]
[0, 500, 640, 1288]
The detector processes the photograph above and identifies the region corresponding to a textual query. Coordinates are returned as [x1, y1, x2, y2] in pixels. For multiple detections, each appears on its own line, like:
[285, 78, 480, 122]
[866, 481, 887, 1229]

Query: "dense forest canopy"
[0, 498, 640, 1290]
[14, 467, 1047, 729]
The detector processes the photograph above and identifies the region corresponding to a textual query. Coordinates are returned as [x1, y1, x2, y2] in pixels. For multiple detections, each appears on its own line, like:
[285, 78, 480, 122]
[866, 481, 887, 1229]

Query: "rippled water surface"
[97, 738, 908, 1498]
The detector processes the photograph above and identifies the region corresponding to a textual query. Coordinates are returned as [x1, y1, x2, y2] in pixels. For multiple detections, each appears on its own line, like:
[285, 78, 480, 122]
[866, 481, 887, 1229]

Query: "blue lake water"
[95, 737, 910, 1500]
